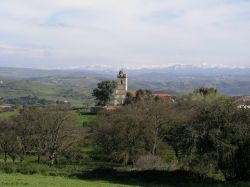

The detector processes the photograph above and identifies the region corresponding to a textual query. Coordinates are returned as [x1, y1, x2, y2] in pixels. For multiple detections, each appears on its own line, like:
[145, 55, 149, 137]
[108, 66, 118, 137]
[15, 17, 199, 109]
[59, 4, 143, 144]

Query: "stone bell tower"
[114, 69, 128, 105]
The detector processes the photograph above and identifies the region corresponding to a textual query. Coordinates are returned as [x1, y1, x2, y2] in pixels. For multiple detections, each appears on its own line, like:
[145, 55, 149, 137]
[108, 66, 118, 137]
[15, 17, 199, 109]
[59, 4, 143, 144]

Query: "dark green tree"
[92, 80, 117, 106]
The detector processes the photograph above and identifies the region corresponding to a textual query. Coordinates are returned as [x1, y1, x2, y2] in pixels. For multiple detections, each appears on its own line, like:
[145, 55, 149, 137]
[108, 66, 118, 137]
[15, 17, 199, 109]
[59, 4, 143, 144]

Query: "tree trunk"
[122, 153, 129, 166]
[19, 154, 24, 163]
[4, 152, 7, 163]
[37, 154, 41, 163]
[48, 151, 57, 167]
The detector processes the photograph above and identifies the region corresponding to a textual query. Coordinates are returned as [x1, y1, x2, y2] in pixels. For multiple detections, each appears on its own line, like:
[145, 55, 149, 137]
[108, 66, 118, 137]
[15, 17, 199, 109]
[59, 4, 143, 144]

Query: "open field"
[0, 171, 250, 187]
[0, 155, 249, 187]
[0, 111, 19, 121]
[77, 112, 96, 125]
[0, 78, 94, 107]
[0, 173, 136, 187]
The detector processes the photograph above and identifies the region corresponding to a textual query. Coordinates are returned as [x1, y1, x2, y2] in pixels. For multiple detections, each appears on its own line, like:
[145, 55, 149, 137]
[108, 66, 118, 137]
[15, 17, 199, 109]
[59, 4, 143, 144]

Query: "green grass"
[78, 113, 96, 124]
[0, 156, 249, 187]
[76, 111, 96, 125]
[0, 171, 250, 187]
[0, 111, 19, 121]
[0, 78, 94, 107]
[0, 173, 136, 187]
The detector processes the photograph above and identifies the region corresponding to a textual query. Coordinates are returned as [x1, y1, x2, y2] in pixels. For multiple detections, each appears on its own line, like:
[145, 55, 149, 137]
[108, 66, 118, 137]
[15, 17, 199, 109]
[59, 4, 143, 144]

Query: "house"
[152, 93, 174, 102]
[236, 96, 250, 109]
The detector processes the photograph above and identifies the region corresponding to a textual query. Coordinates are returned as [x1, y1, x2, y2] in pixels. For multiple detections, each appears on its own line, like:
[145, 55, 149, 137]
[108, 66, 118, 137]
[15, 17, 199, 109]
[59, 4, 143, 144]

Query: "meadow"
[0, 173, 136, 187]
[0, 94, 250, 186]
[0, 170, 250, 187]
[0, 78, 93, 107]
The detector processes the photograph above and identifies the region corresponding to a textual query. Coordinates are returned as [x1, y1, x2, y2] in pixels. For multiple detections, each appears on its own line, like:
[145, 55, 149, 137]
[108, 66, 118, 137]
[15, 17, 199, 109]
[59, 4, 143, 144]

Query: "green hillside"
[0, 78, 94, 106]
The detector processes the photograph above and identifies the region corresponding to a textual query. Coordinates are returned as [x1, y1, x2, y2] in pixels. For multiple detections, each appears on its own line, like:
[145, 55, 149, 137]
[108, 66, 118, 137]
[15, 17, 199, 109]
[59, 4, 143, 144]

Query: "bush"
[3, 165, 16, 174]
[16, 165, 39, 175]
[135, 155, 168, 171]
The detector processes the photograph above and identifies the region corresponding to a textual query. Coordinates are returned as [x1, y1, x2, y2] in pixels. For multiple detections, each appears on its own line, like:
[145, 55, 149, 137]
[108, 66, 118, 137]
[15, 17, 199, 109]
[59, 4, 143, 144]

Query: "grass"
[0, 155, 249, 187]
[0, 110, 19, 121]
[78, 113, 96, 124]
[0, 170, 250, 187]
[0, 78, 94, 107]
[76, 110, 96, 125]
[0, 173, 136, 187]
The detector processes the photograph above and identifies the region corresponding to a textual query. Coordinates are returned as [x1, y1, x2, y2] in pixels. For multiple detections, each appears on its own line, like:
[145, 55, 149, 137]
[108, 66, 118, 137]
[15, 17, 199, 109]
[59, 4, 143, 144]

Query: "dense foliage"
[0, 88, 249, 182]
[92, 80, 117, 106]
[94, 89, 250, 180]
[0, 105, 84, 166]
[1, 96, 54, 105]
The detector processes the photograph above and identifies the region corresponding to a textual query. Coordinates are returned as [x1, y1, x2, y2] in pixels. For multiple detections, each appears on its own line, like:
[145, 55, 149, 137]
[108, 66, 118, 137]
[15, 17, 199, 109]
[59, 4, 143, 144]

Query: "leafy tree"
[194, 87, 217, 96]
[124, 89, 156, 104]
[168, 92, 250, 180]
[94, 100, 178, 165]
[92, 80, 117, 106]
[95, 103, 147, 165]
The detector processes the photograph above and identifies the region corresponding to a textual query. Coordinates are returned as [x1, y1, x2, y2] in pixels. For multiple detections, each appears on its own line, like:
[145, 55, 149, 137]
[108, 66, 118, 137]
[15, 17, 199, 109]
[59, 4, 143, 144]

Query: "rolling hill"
[0, 66, 249, 107]
[0, 77, 94, 106]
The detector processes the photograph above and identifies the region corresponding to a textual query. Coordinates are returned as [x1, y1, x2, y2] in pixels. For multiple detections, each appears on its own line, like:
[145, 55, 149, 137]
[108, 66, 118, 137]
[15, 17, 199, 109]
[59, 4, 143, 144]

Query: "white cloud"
[0, 0, 250, 68]
[0, 44, 52, 57]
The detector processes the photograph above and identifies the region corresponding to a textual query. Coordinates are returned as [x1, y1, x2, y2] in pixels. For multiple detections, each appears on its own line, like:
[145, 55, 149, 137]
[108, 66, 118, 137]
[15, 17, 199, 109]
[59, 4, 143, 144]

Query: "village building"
[152, 93, 175, 102]
[91, 69, 173, 113]
[114, 70, 128, 105]
[236, 96, 250, 109]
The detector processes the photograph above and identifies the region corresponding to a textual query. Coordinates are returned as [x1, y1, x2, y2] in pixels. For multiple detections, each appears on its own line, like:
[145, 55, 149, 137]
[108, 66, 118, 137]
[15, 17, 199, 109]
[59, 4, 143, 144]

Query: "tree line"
[93, 88, 250, 180]
[0, 86, 249, 181]
[0, 105, 84, 166]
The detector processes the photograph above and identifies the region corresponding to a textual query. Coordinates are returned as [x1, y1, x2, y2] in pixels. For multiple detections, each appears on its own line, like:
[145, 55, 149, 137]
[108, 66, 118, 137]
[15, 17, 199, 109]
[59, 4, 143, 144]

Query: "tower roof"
[117, 69, 127, 78]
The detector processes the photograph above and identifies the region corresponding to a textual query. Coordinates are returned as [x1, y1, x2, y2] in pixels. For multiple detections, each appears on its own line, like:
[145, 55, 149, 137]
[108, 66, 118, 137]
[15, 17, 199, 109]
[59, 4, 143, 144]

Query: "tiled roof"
[153, 93, 171, 97]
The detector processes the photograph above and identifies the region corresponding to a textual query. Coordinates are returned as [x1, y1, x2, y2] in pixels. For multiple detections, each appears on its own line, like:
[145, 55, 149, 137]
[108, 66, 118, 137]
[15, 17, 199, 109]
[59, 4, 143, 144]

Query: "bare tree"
[0, 119, 20, 163]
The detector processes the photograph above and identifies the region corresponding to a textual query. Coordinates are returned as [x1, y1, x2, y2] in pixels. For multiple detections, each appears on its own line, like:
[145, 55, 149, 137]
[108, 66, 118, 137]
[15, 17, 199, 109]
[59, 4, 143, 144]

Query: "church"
[114, 70, 128, 105]
[113, 69, 173, 105]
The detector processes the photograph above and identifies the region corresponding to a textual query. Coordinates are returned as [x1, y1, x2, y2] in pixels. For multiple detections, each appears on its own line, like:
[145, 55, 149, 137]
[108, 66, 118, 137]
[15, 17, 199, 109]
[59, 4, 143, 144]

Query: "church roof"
[117, 69, 127, 78]
[153, 93, 171, 97]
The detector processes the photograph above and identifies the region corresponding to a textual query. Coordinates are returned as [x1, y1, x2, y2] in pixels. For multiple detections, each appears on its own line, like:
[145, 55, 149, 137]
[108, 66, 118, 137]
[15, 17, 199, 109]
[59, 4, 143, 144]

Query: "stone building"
[114, 70, 128, 105]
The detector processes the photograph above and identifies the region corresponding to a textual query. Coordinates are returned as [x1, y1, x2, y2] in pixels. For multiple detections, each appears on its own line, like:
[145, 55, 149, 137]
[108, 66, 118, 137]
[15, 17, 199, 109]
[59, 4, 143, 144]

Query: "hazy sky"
[0, 0, 250, 69]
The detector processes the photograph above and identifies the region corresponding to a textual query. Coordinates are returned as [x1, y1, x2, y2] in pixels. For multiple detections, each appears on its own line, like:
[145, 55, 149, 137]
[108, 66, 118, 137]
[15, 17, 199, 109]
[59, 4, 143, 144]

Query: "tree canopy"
[92, 80, 117, 106]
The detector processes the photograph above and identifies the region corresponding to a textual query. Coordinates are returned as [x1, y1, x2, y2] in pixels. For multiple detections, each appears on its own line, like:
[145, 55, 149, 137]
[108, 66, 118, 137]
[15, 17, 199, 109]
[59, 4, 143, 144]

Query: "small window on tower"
[121, 80, 123, 85]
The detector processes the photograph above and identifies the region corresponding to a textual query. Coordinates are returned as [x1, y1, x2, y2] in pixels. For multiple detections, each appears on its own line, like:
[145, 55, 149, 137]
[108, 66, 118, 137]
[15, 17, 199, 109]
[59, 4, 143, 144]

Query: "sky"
[0, 0, 250, 69]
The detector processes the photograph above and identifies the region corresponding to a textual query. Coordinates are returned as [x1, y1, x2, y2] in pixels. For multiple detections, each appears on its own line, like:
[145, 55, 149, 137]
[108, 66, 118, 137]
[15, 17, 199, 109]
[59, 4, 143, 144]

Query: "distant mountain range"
[0, 66, 249, 101]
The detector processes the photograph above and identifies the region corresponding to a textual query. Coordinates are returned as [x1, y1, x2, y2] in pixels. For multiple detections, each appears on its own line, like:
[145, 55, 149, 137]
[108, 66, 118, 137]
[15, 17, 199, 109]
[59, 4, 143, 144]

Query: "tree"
[14, 105, 84, 166]
[35, 105, 83, 166]
[15, 106, 40, 162]
[94, 100, 177, 166]
[167, 92, 250, 180]
[0, 119, 21, 163]
[92, 80, 117, 106]
[194, 87, 217, 96]
[95, 103, 146, 165]
[124, 89, 155, 104]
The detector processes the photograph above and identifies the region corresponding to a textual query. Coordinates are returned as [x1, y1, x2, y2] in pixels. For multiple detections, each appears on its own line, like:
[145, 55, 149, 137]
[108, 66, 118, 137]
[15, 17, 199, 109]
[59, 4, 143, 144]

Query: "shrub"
[3, 165, 16, 174]
[135, 155, 168, 171]
[16, 165, 39, 175]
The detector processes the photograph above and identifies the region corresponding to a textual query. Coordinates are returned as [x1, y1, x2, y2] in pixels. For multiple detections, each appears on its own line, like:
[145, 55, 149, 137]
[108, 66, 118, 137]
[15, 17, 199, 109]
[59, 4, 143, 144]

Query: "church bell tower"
[114, 70, 128, 105]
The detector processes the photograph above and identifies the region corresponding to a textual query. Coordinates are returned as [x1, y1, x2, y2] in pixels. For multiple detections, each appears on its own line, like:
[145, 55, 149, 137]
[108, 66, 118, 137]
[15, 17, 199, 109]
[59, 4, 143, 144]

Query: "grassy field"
[0, 171, 250, 187]
[0, 173, 136, 187]
[0, 108, 96, 124]
[77, 112, 96, 125]
[0, 111, 19, 121]
[0, 78, 94, 107]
